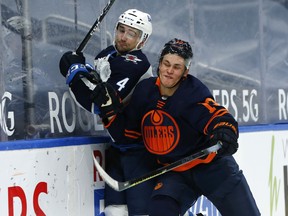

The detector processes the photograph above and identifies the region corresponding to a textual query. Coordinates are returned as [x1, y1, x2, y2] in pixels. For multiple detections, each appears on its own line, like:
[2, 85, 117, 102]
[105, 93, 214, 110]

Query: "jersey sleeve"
[104, 79, 150, 144]
[69, 78, 100, 114]
[190, 97, 238, 138]
[68, 47, 152, 116]
[182, 76, 238, 139]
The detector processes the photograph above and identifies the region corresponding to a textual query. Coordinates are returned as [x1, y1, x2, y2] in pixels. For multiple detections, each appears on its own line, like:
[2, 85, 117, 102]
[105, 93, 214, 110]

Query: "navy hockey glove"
[210, 125, 239, 156]
[91, 82, 122, 119]
[59, 51, 101, 86]
[59, 51, 85, 77]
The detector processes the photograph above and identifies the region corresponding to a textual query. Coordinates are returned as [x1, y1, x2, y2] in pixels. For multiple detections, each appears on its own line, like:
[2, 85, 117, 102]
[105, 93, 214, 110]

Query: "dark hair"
[159, 38, 193, 64]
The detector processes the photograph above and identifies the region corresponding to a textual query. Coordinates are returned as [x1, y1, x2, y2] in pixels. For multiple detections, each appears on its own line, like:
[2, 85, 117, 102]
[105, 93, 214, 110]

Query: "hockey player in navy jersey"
[59, 9, 158, 216]
[99, 38, 261, 216]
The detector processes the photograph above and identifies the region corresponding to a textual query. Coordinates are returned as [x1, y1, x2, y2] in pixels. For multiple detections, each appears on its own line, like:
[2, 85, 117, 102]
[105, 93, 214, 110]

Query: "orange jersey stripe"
[203, 108, 228, 135]
[125, 129, 141, 136]
[104, 115, 117, 128]
[158, 152, 217, 172]
[124, 129, 141, 139]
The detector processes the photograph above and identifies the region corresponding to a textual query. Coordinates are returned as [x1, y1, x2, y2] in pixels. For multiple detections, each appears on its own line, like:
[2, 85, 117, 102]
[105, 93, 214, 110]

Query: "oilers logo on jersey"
[141, 109, 180, 155]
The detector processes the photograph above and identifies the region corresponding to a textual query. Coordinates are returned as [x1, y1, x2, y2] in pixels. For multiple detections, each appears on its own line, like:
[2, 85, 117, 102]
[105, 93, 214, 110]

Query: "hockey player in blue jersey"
[59, 9, 158, 216]
[98, 38, 261, 216]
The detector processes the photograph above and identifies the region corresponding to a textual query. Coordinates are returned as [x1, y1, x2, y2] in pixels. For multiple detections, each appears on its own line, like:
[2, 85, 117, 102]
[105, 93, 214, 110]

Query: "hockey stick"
[75, 0, 116, 54]
[93, 141, 222, 192]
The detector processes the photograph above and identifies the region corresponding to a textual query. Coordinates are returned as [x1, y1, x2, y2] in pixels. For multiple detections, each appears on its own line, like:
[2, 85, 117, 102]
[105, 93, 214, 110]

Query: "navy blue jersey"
[106, 74, 238, 164]
[70, 45, 152, 113]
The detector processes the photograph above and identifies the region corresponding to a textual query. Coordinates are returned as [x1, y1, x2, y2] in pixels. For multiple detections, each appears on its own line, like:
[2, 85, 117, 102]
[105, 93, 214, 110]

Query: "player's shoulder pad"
[134, 77, 156, 91]
[95, 45, 115, 59]
[181, 75, 213, 102]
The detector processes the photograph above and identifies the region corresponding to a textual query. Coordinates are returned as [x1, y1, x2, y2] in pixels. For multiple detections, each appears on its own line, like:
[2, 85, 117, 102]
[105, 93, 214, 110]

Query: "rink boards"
[0, 125, 288, 216]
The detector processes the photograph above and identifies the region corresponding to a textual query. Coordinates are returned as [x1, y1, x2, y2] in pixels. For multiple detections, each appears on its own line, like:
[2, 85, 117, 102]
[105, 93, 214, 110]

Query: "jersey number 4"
[116, 78, 129, 91]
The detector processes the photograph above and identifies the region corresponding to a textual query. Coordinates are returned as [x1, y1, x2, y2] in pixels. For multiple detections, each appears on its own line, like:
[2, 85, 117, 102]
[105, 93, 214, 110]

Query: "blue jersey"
[106, 75, 238, 165]
[70, 45, 152, 113]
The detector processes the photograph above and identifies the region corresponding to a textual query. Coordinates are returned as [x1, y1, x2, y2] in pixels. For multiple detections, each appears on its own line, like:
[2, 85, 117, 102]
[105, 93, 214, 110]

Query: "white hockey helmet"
[116, 9, 152, 49]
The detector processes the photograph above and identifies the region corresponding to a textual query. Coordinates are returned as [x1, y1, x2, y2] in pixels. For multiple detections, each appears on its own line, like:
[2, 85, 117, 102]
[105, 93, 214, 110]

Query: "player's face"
[115, 24, 141, 53]
[158, 53, 188, 95]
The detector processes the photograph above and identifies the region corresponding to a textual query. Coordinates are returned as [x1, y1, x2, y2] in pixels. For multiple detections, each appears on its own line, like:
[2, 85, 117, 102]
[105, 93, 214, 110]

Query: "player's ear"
[183, 69, 189, 78]
[137, 38, 146, 49]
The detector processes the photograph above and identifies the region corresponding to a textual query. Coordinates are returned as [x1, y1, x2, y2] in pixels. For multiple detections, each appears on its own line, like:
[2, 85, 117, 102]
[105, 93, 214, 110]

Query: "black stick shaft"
[76, 0, 116, 54]
[117, 143, 221, 191]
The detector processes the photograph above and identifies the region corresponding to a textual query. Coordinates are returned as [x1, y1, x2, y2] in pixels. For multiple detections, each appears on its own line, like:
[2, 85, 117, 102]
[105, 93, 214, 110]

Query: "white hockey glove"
[94, 55, 111, 82]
